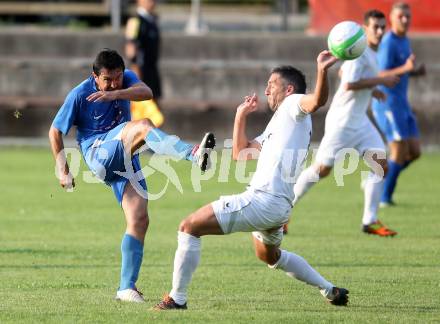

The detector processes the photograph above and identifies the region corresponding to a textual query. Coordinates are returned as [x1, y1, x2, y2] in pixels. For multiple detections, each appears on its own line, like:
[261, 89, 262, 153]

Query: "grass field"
[1, 147, 439, 323]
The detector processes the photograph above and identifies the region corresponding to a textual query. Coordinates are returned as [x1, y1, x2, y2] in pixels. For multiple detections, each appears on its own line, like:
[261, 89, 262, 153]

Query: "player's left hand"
[414, 63, 426, 76]
[87, 90, 118, 102]
[317, 50, 339, 71]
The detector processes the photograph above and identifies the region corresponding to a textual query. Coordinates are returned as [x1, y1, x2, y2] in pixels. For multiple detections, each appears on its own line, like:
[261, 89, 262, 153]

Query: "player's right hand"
[237, 93, 258, 116]
[60, 172, 75, 191]
[382, 75, 399, 87]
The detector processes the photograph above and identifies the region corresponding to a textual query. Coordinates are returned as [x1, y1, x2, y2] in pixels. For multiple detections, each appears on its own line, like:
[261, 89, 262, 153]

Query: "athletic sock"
[293, 166, 320, 205]
[169, 231, 201, 305]
[119, 233, 144, 290]
[269, 250, 334, 293]
[381, 160, 403, 203]
[145, 128, 194, 161]
[362, 172, 384, 225]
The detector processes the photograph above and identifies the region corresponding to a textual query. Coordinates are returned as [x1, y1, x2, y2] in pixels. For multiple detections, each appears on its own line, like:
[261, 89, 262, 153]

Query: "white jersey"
[325, 46, 379, 131]
[249, 94, 311, 201]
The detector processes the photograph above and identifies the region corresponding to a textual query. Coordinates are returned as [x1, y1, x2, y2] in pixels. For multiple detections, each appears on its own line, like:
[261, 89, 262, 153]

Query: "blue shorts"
[372, 106, 419, 142]
[83, 122, 147, 204]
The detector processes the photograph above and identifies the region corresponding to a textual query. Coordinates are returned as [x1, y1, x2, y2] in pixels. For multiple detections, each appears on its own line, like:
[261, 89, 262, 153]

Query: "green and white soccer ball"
[328, 21, 367, 60]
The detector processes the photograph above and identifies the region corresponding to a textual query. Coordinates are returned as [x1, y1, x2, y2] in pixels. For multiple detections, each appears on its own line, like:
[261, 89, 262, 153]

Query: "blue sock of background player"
[382, 158, 414, 203]
[381, 160, 403, 203]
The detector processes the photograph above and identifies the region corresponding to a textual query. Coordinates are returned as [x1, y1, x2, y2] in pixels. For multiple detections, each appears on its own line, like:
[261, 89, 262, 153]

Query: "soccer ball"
[327, 21, 367, 60]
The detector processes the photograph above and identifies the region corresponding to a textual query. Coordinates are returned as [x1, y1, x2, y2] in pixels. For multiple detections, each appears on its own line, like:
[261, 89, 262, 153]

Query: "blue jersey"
[52, 69, 140, 154]
[373, 31, 412, 111]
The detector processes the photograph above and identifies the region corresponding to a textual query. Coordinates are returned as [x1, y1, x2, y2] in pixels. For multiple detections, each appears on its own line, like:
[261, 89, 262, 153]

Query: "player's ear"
[286, 84, 295, 95]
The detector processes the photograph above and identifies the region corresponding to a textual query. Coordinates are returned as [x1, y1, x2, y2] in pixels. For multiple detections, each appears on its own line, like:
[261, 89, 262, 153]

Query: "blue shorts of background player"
[84, 122, 147, 204]
[372, 103, 419, 142]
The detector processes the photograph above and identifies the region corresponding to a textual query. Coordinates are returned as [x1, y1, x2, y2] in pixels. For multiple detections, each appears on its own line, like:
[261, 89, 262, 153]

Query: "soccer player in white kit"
[154, 50, 350, 310]
[291, 10, 399, 237]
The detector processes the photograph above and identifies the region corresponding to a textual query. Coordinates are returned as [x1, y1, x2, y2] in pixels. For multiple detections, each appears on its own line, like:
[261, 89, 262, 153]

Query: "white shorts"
[315, 121, 386, 167]
[211, 190, 292, 246]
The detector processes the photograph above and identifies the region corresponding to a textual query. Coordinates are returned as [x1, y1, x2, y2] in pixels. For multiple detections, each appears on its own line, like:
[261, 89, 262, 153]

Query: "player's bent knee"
[410, 150, 421, 161]
[255, 248, 280, 266]
[140, 118, 154, 127]
[178, 217, 197, 236]
[139, 118, 155, 133]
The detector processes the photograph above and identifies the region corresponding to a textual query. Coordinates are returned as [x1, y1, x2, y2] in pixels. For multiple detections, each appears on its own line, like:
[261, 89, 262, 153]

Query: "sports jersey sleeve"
[123, 69, 141, 88]
[340, 57, 365, 83]
[253, 132, 266, 145]
[285, 94, 307, 120]
[52, 90, 79, 135]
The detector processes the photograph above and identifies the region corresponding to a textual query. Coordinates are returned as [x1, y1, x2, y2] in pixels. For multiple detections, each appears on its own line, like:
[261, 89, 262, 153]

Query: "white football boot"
[193, 132, 216, 172]
[115, 288, 145, 303]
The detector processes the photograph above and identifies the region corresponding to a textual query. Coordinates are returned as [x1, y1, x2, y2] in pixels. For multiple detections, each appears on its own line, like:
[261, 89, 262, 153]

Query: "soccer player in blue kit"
[48, 49, 215, 302]
[372, 2, 426, 206]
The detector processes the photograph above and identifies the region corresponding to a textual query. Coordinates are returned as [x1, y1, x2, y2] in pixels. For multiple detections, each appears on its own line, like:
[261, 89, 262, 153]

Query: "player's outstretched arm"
[48, 126, 75, 190]
[344, 75, 399, 91]
[232, 94, 261, 161]
[86, 82, 153, 103]
[300, 50, 338, 114]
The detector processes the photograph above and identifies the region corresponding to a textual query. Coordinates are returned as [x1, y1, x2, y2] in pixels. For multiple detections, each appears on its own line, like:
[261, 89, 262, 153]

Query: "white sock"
[270, 250, 333, 295]
[169, 231, 201, 305]
[362, 172, 384, 225]
[293, 166, 320, 205]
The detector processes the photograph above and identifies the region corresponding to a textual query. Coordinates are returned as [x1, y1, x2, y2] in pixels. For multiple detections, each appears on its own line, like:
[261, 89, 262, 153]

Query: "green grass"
[1, 147, 439, 323]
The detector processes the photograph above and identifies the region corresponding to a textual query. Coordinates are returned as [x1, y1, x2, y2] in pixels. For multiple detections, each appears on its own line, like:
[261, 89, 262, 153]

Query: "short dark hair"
[271, 65, 307, 94]
[364, 9, 385, 24]
[392, 2, 410, 12]
[92, 49, 125, 75]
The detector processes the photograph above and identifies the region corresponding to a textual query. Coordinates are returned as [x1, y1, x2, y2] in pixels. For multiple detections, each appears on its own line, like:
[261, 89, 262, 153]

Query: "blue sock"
[145, 128, 194, 161]
[381, 160, 403, 203]
[119, 234, 143, 291]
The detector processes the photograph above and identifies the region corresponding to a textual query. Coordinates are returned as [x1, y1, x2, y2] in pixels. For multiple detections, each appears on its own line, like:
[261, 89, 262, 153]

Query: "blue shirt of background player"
[373, 31, 412, 112]
[52, 69, 139, 154]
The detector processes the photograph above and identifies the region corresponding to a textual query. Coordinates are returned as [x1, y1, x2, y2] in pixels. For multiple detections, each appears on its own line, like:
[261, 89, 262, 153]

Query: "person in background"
[372, 2, 426, 207]
[126, 0, 164, 127]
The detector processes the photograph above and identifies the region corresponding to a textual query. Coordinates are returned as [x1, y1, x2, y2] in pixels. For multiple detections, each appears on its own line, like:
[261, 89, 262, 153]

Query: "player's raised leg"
[253, 234, 349, 306]
[115, 183, 148, 303]
[121, 118, 216, 171]
[154, 204, 223, 310]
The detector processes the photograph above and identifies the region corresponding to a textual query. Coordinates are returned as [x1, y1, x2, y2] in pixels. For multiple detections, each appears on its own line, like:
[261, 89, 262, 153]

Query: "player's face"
[391, 7, 411, 35]
[139, 0, 156, 11]
[93, 68, 124, 92]
[265, 73, 287, 111]
[365, 17, 386, 48]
